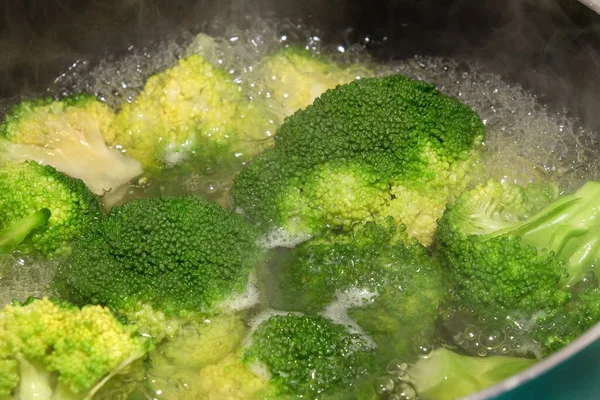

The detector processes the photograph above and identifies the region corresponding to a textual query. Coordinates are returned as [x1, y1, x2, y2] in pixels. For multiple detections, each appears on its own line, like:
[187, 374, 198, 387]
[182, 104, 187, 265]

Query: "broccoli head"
[0, 161, 103, 257]
[532, 283, 600, 355]
[268, 218, 444, 360]
[437, 179, 600, 313]
[141, 313, 377, 399]
[255, 47, 372, 119]
[232, 74, 485, 245]
[385, 348, 536, 400]
[244, 314, 376, 399]
[0, 297, 153, 400]
[112, 54, 275, 172]
[55, 195, 260, 340]
[0, 94, 143, 195]
[141, 312, 261, 399]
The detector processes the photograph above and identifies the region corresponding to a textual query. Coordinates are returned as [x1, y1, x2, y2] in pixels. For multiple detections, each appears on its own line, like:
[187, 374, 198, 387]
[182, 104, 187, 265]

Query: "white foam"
[218, 272, 260, 313]
[320, 288, 379, 349]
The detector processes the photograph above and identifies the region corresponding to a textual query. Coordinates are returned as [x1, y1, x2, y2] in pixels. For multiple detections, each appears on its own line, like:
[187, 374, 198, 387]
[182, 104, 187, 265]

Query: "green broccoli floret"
[232, 74, 485, 245]
[54, 195, 260, 341]
[0, 209, 50, 254]
[388, 348, 536, 400]
[0, 297, 153, 400]
[437, 179, 600, 313]
[244, 314, 376, 399]
[0, 94, 143, 195]
[268, 219, 444, 359]
[0, 161, 103, 257]
[255, 47, 372, 120]
[112, 54, 276, 172]
[532, 283, 600, 354]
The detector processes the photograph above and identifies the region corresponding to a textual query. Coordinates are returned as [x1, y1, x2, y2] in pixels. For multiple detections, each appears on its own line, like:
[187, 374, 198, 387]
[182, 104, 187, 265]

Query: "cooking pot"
[1, 0, 600, 398]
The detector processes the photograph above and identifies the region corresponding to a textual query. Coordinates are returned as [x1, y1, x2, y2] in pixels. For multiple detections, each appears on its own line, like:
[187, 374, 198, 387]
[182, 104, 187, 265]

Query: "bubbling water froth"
[48, 19, 599, 201]
[0, 252, 58, 306]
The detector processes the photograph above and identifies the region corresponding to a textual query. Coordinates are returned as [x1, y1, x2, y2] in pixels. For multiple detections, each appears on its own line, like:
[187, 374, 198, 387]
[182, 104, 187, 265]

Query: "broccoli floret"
[232, 74, 485, 245]
[141, 312, 262, 399]
[437, 179, 600, 313]
[0, 209, 50, 254]
[0, 297, 153, 400]
[389, 348, 536, 400]
[144, 351, 270, 400]
[268, 219, 444, 359]
[0, 161, 103, 257]
[112, 55, 275, 172]
[55, 195, 260, 341]
[532, 283, 600, 354]
[156, 313, 249, 370]
[244, 314, 376, 399]
[0, 94, 143, 195]
[141, 313, 377, 399]
[256, 47, 372, 119]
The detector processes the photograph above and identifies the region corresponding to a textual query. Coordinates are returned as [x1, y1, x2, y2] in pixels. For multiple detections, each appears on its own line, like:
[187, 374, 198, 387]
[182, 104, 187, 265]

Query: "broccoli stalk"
[0, 161, 102, 258]
[0, 209, 50, 254]
[438, 180, 600, 315]
[398, 348, 536, 400]
[0, 94, 143, 196]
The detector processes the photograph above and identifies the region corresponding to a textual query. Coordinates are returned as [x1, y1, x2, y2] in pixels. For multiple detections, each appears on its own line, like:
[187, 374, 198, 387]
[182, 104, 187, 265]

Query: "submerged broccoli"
[55, 195, 260, 341]
[142, 313, 377, 399]
[112, 54, 275, 172]
[256, 47, 372, 119]
[0, 161, 103, 257]
[269, 219, 444, 359]
[437, 179, 600, 313]
[391, 348, 536, 400]
[142, 312, 255, 399]
[0, 94, 143, 195]
[244, 314, 376, 399]
[232, 74, 485, 245]
[0, 297, 153, 400]
[531, 284, 600, 354]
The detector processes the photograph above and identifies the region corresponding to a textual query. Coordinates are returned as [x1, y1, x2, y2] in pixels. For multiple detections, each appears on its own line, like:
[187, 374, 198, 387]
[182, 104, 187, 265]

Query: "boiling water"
[2, 17, 599, 400]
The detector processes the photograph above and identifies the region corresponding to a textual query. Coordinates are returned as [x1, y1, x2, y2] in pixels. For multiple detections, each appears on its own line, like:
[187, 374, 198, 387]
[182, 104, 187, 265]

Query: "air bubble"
[479, 327, 506, 349]
[374, 375, 395, 395]
[394, 383, 417, 400]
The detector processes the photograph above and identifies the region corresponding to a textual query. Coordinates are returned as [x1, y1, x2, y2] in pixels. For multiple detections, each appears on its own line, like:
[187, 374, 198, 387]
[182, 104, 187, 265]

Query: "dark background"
[0, 0, 599, 128]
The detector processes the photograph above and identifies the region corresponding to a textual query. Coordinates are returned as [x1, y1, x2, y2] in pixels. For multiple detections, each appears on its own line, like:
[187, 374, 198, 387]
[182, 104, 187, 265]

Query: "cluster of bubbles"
[437, 306, 542, 359]
[49, 18, 364, 109]
[0, 252, 58, 306]
[374, 356, 431, 400]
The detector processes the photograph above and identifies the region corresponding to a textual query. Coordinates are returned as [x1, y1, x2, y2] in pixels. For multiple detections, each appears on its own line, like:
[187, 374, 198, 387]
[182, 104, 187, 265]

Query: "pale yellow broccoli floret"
[112, 55, 274, 171]
[0, 297, 152, 399]
[0, 94, 143, 195]
[258, 47, 372, 118]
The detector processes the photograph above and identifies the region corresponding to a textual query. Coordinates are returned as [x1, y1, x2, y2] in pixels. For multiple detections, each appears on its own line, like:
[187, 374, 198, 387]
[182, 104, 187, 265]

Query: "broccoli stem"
[0, 208, 51, 254]
[492, 181, 600, 287]
[14, 357, 53, 400]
